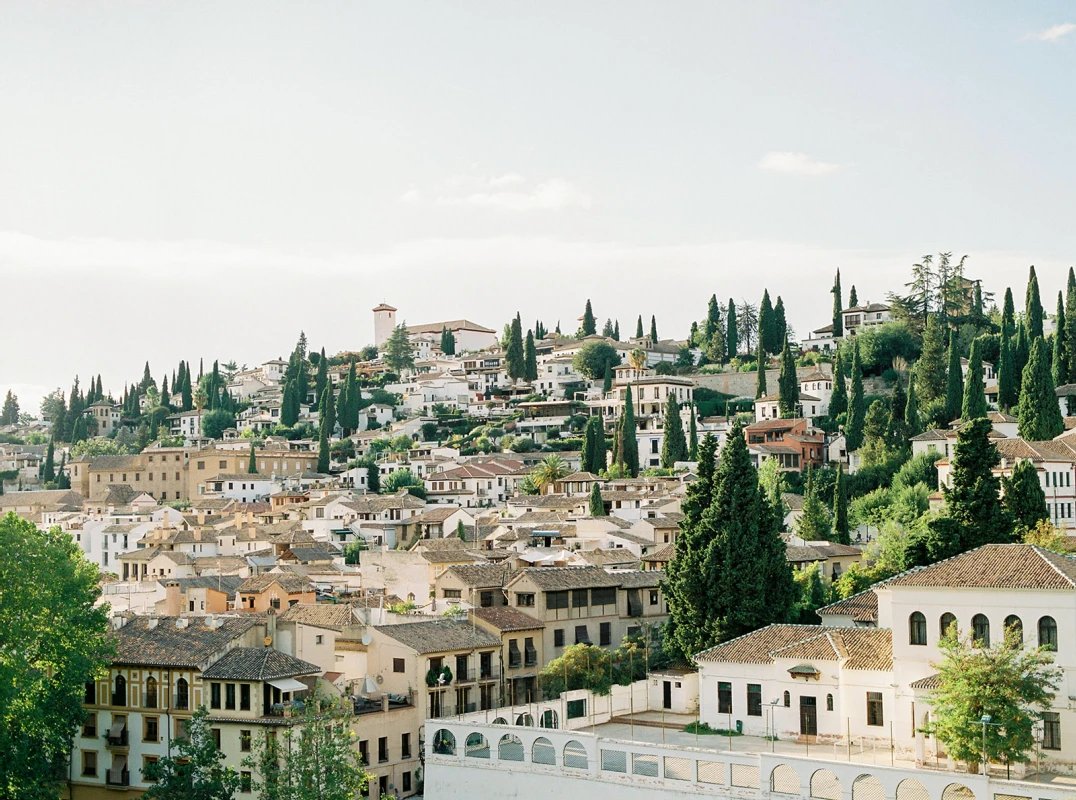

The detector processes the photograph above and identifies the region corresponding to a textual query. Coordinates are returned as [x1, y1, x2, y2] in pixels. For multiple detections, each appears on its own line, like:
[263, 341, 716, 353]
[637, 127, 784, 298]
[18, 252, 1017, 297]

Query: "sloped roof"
[817, 588, 879, 623]
[111, 615, 261, 667]
[506, 566, 621, 591]
[238, 574, 313, 594]
[443, 563, 511, 588]
[470, 606, 544, 632]
[201, 647, 320, 680]
[697, 624, 891, 671]
[277, 603, 357, 629]
[695, 624, 825, 664]
[375, 619, 500, 654]
[881, 544, 1076, 590]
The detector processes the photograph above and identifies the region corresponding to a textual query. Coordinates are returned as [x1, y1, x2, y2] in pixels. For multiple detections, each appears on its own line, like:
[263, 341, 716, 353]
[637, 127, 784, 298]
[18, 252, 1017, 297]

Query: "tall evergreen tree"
[617, 385, 639, 477]
[440, 326, 456, 355]
[726, 298, 738, 358]
[602, 361, 613, 394]
[1017, 337, 1064, 440]
[830, 350, 847, 418]
[1054, 291, 1068, 387]
[602, 318, 615, 338]
[962, 338, 987, 420]
[688, 402, 698, 460]
[181, 367, 193, 411]
[650, 315, 658, 342]
[1067, 270, 1076, 380]
[524, 330, 538, 383]
[43, 440, 55, 482]
[315, 347, 328, 401]
[280, 381, 299, 427]
[345, 360, 360, 433]
[915, 314, 948, 404]
[336, 380, 350, 437]
[589, 482, 606, 516]
[759, 289, 777, 354]
[886, 376, 909, 447]
[317, 425, 330, 474]
[704, 295, 721, 340]
[582, 300, 597, 336]
[506, 314, 525, 381]
[248, 441, 258, 474]
[831, 269, 844, 338]
[845, 340, 866, 451]
[1002, 459, 1048, 538]
[832, 468, 850, 545]
[755, 341, 768, 399]
[998, 334, 1017, 411]
[774, 296, 787, 347]
[1002, 288, 1016, 340]
[635, 315, 644, 339]
[318, 385, 336, 436]
[71, 415, 87, 445]
[1013, 322, 1030, 396]
[796, 467, 832, 541]
[612, 320, 620, 341]
[1026, 266, 1044, 339]
[848, 285, 858, 307]
[662, 424, 795, 659]
[581, 415, 601, 474]
[777, 343, 799, 418]
[945, 332, 964, 422]
[660, 393, 687, 467]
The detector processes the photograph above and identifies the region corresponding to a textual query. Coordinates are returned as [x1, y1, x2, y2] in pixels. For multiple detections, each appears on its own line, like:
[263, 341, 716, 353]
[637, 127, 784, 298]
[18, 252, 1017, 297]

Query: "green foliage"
[144, 707, 240, 800]
[892, 452, 940, 491]
[660, 393, 687, 467]
[1025, 265, 1044, 339]
[0, 514, 112, 800]
[915, 314, 949, 404]
[571, 340, 622, 380]
[832, 269, 844, 338]
[440, 326, 456, 356]
[726, 298, 739, 358]
[945, 332, 964, 423]
[381, 469, 423, 497]
[582, 300, 597, 336]
[688, 402, 698, 460]
[845, 340, 866, 451]
[530, 454, 571, 493]
[923, 627, 1058, 771]
[0, 390, 19, 425]
[830, 349, 847, 418]
[777, 343, 798, 417]
[685, 721, 742, 736]
[506, 314, 525, 381]
[796, 467, 832, 541]
[69, 437, 123, 460]
[790, 562, 830, 624]
[317, 426, 330, 474]
[589, 482, 606, 516]
[832, 468, 849, 545]
[759, 289, 777, 355]
[837, 321, 920, 377]
[382, 324, 415, 373]
[755, 341, 767, 399]
[539, 644, 612, 698]
[1002, 459, 1048, 537]
[581, 416, 606, 474]
[524, 329, 538, 382]
[831, 561, 875, 599]
[1017, 337, 1064, 440]
[201, 409, 236, 440]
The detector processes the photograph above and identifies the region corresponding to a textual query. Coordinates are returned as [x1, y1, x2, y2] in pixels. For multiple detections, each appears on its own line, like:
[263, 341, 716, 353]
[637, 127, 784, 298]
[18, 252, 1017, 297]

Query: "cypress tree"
[248, 442, 257, 474]
[1026, 266, 1044, 339]
[181, 368, 193, 411]
[759, 289, 776, 354]
[319, 385, 336, 436]
[663, 424, 795, 659]
[602, 361, 613, 394]
[1067, 269, 1076, 380]
[774, 296, 787, 348]
[440, 326, 455, 355]
[317, 425, 330, 474]
[845, 340, 866, 451]
[1014, 322, 1030, 396]
[280, 381, 299, 427]
[590, 416, 607, 474]
[997, 334, 1016, 411]
[650, 315, 659, 343]
[524, 330, 538, 383]
[582, 300, 597, 336]
[945, 332, 964, 422]
[581, 415, 598, 473]
[1002, 288, 1016, 340]
[915, 314, 948, 403]
[1002, 458, 1048, 538]
[886, 376, 908, 447]
[160, 375, 169, 402]
[602, 319, 615, 338]
[830, 349, 847, 418]
[635, 316, 644, 339]
[71, 415, 87, 445]
[141, 362, 153, 392]
[848, 285, 858, 307]
[905, 370, 921, 435]
[705, 295, 720, 340]
[613, 320, 620, 341]
[777, 342, 799, 418]
[962, 338, 987, 420]
[831, 269, 844, 338]
[796, 467, 832, 541]
[620, 385, 639, 477]
[832, 468, 850, 545]
[1017, 337, 1064, 440]
[688, 402, 698, 460]
[726, 298, 738, 358]
[43, 440, 55, 483]
[315, 347, 328, 401]
[661, 393, 687, 468]
[1054, 291, 1068, 387]
[589, 482, 606, 516]
[755, 341, 768, 399]
[336, 380, 350, 436]
[506, 314, 524, 381]
[345, 360, 360, 433]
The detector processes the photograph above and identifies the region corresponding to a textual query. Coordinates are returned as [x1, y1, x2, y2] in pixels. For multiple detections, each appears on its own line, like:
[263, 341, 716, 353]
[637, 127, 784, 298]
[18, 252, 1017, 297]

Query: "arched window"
[940, 613, 957, 638]
[826, 694, 834, 711]
[972, 614, 990, 647]
[783, 691, 790, 708]
[175, 677, 189, 710]
[145, 676, 158, 709]
[112, 675, 127, 707]
[909, 612, 927, 645]
[1004, 615, 1023, 646]
[1039, 616, 1058, 651]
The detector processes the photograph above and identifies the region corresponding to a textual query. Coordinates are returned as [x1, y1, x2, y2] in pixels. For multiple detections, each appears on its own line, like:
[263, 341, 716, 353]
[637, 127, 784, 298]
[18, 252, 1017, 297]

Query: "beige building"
[470, 606, 545, 706]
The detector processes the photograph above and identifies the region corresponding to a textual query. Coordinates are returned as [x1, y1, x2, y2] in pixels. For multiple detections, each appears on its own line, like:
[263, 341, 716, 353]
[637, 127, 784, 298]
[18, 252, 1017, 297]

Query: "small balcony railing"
[104, 729, 128, 747]
[105, 768, 130, 786]
[173, 694, 189, 711]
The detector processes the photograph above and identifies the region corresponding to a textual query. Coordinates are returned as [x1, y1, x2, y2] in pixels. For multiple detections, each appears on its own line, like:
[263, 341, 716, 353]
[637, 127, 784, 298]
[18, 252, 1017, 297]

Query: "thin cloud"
[1023, 23, 1076, 42]
[402, 173, 592, 211]
[759, 151, 842, 176]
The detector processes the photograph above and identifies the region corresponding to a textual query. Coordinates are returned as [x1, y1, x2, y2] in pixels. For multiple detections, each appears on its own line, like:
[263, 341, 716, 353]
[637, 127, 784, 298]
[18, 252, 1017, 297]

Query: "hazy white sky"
[2, 1, 1075, 412]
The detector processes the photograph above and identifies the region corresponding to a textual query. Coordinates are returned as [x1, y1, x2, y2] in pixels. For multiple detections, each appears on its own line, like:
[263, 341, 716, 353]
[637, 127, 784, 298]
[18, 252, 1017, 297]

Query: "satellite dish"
[361, 633, 372, 646]
[376, 674, 384, 685]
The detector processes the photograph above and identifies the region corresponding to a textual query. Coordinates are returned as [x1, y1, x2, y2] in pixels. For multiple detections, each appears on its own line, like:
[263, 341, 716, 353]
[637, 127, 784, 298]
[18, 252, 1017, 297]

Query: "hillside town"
[7, 257, 1076, 800]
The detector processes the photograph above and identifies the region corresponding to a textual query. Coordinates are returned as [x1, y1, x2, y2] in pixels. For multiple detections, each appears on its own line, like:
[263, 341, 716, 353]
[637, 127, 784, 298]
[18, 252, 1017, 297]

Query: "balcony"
[104, 728, 128, 748]
[105, 767, 130, 787]
[173, 694, 189, 711]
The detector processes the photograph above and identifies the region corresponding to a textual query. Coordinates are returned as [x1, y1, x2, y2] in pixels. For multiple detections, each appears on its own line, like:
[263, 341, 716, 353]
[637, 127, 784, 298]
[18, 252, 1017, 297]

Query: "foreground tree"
[531, 454, 571, 494]
[145, 707, 240, 800]
[924, 627, 1058, 774]
[1018, 337, 1064, 441]
[660, 393, 687, 467]
[571, 339, 621, 380]
[382, 323, 415, 374]
[1002, 458, 1049, 538]
[961, 338, 988, 420]
[539, 644, 613, 697]
[0, 513, 112, 800]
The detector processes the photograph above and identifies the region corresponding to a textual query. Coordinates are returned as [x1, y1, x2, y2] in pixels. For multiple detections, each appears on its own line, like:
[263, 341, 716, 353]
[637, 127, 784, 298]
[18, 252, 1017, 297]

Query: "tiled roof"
[641, 544, 674, 562]
[443, 563, 510, 588]
[200, 647, 320, 680]
[614, 570, 662, 588]
[785, 543, 862, 562]
[158, 576, 245, 597]
[470, 606, 544, 632]
[407, 319, 495, 335]
[0, 489, 85, 508]
[405, 506, 466, 524]
[695, 624, 825, 664]
[87, 455, 145, 470]
[509, 511, 574, 524]
[506, 566, 621, 591]
[817, 589, 879, 623]
[507, 496, 583, 509]
[697, 625, 891, 671]
[277, 603, 357, 629]
[111, 615, 261, 667]
[421, 550, 487, 565]
[881, 544, 1076, 590]
[238, 574, 313, 594]
[909, 673, 942, 690]
[374, 619, 500, 654]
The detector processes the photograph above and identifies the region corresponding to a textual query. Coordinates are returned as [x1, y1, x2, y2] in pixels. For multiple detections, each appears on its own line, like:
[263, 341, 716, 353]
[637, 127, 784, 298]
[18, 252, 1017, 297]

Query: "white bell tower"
[373, 303, 397, 347]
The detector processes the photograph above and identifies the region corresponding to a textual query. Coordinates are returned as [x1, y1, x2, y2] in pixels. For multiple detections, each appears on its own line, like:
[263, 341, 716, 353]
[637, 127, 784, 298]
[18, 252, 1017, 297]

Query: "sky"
[1, 1, 1075, 413]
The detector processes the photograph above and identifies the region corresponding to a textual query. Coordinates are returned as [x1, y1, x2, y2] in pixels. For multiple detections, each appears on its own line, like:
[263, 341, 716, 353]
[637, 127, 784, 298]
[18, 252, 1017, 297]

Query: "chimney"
[164, 580, 182, 617]
[235, 511, 242, 529]
[381, 693, 389, 713]
[147, 617, 159, 630]
[197, 510, 206, 526]
[266, 609, 277, 645]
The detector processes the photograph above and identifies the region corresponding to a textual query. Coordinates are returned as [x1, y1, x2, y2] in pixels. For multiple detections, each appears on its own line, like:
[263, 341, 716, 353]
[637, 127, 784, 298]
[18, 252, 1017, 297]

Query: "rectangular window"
[315, 635, 324, 645]
[718, 682, 732, 714]
[572, 589, 589, 608]
[393, 658, 406, 673]
[1044, 712, 1061, 750]
[210, 683, 222, 709]
[480, 591, 494, 607]
[508, 639, 522, 668]
[443, 589, 461, 599]
[359, 740, 368, 765]
[83, 711, 97, 737]
[144, 716, 159, 742]
[402, 771, 412, 792]
[591, 587, 616, 606]
[547, 591, 569, 610]
[747, 684, 762, 716]
[867, 692, 884, 726]
[212, 728, 222, 750]
[649, 590, 659, 605]
[225, 683, 236, 710]
[401, 732, 412, 759]
[575, 625, 591, 644]
[378, 736, 389, 762]
[241, 771, 252, 793]
[240, 684, 251, 711]
[517, 593, 535, 607]
[82, 750, 97, 777]
[554, 629, 565, 647]
[599, 622, 612, 646]
[240, 730, 252, 752]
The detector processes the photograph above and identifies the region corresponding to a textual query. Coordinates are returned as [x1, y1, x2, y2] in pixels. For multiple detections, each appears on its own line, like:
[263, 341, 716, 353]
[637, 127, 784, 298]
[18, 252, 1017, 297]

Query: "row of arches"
[106, 675, 189, 709]
[910, 611, 1057, 650]
[773, 766, 972, 800]
[432, 729, 589, 769]
[489, 711, 559, 728]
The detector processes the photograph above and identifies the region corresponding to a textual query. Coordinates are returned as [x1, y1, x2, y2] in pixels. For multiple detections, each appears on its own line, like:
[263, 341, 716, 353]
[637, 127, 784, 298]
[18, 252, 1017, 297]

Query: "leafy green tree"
[962, 338, 988, 420]
[358, 458, 380, 493]
[381, 469, 424, 498]
[506, 313, 525, 381]
[831, 269, 844, 337]
[796, 467, 832, 540]
[589, 482, 605, 516]
[704, 325, 725, 364]
[848, 284, 858, 307]
[777, 342, 798, 417]
[248, 442, 258, 474]
[602, 318, 615, 337]
[70, 414, 88, 445]
[660, 393, 687, 467]
[582, 300, 597, 336]
[314, 347, 328, 402]
[759, 289, 777, 354]
[144, 707, 240, 799]
[649, 315, 658, 342]
[830, 349, 847, 418]
[790, 562, 830, 624]
[0, 513, 111, 800]
[1026, 265, 1044, 339]
[945, 331, 964, 422]
[1002, 459, 1048, 538]
[923, 627, 1058, 774]
[524, 329, 538, 383]
[755, 341, 768, 399]
[571, 340, 621, 380]
[531, 454, 571, 493]
[726, 298, 738, 357]
[832, 467, 850, 545]
[661, 425, 795, 661]
[201, 409, 236, 440]
[382, 323, 415, 373]
[1017, 337, 1064, 440]
[915, 314, 948, 404]
[688, 402, 698, 460]
[539, 644, 612, 698]
[845, 340, 866, 451]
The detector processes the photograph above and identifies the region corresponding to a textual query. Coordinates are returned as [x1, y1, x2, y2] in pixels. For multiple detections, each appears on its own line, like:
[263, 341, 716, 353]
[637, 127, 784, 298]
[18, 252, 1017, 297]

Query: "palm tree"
[628, 348, 647, 372]
[531, 454, 571, 494]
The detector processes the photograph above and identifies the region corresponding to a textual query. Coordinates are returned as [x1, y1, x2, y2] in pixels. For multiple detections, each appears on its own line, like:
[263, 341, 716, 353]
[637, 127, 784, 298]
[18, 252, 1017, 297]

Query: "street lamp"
[768, 698, 781, 753]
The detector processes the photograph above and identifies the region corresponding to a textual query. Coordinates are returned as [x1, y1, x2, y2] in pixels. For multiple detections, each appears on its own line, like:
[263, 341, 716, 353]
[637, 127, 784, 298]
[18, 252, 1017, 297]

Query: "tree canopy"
[571, 340, 621, 380]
